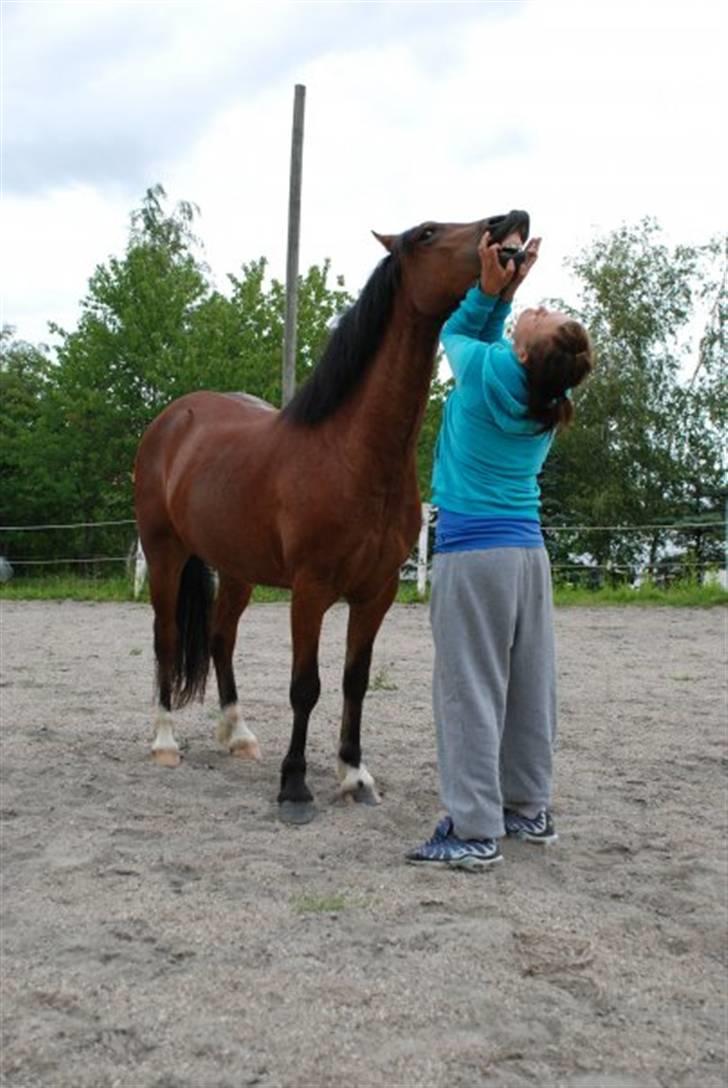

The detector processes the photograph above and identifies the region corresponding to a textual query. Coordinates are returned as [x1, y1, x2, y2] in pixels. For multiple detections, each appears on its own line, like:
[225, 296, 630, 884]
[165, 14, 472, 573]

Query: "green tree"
[26, 186, 212, 566]
[668, 239, 727, 575]
[0, 328, 51, 515]
[541, 220, 725, 580]
[3, 186, 354, 569]
[218, 258, 351, 406]
[0, 329, 58, 565]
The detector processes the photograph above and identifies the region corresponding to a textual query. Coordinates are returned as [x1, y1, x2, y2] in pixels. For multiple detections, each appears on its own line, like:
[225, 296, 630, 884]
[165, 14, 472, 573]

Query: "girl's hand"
[500, 237, 542, 301]
[477, 231, 515, 296]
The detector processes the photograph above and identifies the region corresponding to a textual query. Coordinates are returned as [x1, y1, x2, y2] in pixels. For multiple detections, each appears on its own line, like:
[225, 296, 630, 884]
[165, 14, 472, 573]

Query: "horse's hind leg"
[212, 575, 260, 760]
[337, 574, 399, 805]
[147, 542, 188, 768]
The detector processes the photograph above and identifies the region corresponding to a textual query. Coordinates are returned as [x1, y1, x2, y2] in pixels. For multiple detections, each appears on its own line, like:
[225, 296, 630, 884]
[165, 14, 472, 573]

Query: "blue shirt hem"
[434, 509, 544, 554]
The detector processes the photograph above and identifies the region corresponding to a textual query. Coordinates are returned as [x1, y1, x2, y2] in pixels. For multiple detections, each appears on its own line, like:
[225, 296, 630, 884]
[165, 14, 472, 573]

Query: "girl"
[407, 232, 593, 871]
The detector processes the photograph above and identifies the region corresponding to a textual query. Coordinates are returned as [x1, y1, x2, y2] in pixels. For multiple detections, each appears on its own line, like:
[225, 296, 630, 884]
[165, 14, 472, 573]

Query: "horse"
[134, 209, 530, 823]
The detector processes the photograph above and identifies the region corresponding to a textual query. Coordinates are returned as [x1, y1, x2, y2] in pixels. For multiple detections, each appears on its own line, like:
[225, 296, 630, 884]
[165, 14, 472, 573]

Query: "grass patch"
[0, 573, 135, 602]
[2, 575, 724, 608]
[370, 665, 398, 691]
[250, 585, 290, 603]
[0, 575, 291, 604]
[400, 578, 728, 607]
[292, 893, 348, 915]
[396, 582, 427, 604]
[552, 579, 727, 608]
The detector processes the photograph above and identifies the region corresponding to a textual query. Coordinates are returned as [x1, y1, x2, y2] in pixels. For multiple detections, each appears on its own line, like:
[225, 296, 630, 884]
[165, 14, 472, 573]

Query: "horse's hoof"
[279, 801, 317, 825]
[152, 749, 181, 768]
[336, 761, 380, 805]
[350, 781, 381, 806]
[230, 739, 262, 761]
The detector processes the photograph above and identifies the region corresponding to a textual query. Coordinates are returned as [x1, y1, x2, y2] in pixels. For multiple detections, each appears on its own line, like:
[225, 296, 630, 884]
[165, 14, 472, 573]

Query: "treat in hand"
[498, 244, 526, 271]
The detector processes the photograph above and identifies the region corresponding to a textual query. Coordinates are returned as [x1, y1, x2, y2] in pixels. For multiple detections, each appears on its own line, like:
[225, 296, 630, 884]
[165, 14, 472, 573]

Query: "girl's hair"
[524, 320, 594, 430]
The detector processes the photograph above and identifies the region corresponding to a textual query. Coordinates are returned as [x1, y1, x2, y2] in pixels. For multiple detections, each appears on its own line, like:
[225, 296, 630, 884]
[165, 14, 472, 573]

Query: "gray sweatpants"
[430, 547, 557, 840]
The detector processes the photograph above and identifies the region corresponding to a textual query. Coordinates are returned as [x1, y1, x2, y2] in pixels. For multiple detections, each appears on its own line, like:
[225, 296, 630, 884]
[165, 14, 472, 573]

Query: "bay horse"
[134, 210, 530, 823]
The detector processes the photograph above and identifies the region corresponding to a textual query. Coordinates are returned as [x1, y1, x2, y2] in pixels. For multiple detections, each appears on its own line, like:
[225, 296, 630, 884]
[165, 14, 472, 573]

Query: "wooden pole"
[282, 84, 306, 406]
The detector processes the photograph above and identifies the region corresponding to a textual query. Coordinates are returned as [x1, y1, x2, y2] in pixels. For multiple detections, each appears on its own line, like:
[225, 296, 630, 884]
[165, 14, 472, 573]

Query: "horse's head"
[373, 210, 530, 319]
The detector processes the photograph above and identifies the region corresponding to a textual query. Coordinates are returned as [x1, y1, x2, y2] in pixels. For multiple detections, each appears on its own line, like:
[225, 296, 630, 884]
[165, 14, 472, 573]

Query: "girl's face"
[513, 307, 569, 363]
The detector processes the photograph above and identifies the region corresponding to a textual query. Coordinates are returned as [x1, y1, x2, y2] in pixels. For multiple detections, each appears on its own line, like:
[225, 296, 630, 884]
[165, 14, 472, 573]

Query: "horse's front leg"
[337, 573, 399, 806]
[278, 579, 337, 825]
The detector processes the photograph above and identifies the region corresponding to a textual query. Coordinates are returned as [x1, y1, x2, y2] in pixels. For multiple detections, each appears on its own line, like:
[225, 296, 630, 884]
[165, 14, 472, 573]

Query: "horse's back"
[146, 390, 277, 433]
[138, 391, 277, 459]
[220, 392, 277, 413]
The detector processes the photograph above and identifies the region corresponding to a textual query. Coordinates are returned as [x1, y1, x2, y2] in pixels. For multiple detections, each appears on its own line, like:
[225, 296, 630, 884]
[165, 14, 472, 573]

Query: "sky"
[1, 0, 725, 352]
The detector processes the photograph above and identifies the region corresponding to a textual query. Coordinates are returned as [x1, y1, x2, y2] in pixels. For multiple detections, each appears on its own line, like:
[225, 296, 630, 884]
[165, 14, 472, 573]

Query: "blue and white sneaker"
[504, 808, 558, 844]
[406, 816, 502, 871]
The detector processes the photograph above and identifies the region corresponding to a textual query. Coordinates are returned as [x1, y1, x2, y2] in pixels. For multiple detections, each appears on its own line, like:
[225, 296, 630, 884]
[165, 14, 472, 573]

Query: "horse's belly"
[173, 488, 289, 587]
[321, 517, 417, 598]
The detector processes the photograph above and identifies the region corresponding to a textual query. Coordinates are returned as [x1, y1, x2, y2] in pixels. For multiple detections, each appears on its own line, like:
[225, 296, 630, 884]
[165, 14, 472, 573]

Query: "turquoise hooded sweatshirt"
[431, 285, 554, 522]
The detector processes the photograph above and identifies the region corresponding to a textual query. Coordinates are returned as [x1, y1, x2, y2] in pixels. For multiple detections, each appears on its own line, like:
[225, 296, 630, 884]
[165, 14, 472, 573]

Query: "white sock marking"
[152, 710, 179, 754]
[337, 758, 376, 794]
[216, 704, 259, 752]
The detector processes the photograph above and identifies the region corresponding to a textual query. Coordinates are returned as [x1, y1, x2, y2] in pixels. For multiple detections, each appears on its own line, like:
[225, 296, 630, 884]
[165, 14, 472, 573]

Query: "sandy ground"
[0, 600, 726, 1088]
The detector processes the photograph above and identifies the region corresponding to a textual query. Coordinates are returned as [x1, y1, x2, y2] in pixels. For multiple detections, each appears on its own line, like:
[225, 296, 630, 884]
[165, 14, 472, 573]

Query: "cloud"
[1, 0, 724, 349]
[2, 0, 521, 195]
[0, 184, 130, 342]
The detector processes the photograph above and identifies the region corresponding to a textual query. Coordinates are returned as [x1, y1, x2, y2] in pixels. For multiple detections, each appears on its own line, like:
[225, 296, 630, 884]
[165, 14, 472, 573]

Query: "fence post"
[133, 538, 147, 599]
[417, 503, 431, 598]
[282, 84, 306, 407]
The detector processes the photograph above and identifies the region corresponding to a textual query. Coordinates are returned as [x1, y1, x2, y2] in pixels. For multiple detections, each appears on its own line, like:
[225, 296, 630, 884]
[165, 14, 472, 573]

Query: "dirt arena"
[1, 600, 725, 1088]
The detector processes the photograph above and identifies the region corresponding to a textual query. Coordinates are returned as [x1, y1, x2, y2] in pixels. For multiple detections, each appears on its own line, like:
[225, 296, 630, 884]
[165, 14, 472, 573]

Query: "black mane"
[282, 249, 401, 427]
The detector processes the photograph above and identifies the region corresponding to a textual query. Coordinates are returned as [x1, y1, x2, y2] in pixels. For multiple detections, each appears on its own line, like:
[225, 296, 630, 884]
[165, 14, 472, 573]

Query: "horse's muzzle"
[483, 210, 530, 245]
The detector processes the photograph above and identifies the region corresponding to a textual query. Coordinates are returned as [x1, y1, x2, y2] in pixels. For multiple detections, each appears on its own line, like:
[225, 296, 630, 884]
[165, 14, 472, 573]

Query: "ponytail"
[524, 321, 593, 431]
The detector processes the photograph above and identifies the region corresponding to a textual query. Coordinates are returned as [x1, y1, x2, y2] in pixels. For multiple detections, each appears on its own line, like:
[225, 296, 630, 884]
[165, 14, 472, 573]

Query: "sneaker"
[406, 816, 502, 871]
[504, 808, 558, 844]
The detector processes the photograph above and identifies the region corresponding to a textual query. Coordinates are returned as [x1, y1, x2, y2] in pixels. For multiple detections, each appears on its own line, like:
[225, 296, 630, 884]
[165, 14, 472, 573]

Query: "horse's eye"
[419, 225, 437, 243]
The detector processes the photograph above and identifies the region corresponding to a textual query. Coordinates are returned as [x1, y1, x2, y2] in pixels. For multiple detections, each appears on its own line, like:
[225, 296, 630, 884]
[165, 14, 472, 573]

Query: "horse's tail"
[171, 555, 215, 708]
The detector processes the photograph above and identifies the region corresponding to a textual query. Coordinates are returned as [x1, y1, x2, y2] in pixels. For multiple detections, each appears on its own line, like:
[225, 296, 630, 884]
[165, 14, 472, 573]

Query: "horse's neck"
[340, 297, 441, 487]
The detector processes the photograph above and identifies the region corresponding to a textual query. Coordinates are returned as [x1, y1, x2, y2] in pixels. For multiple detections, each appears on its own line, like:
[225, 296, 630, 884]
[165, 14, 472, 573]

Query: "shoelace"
[427, 817, 453, 844]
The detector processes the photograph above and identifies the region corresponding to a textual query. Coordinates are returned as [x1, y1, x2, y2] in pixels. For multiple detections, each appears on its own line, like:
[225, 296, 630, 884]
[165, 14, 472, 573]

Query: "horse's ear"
[372, 230, 394, 252]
